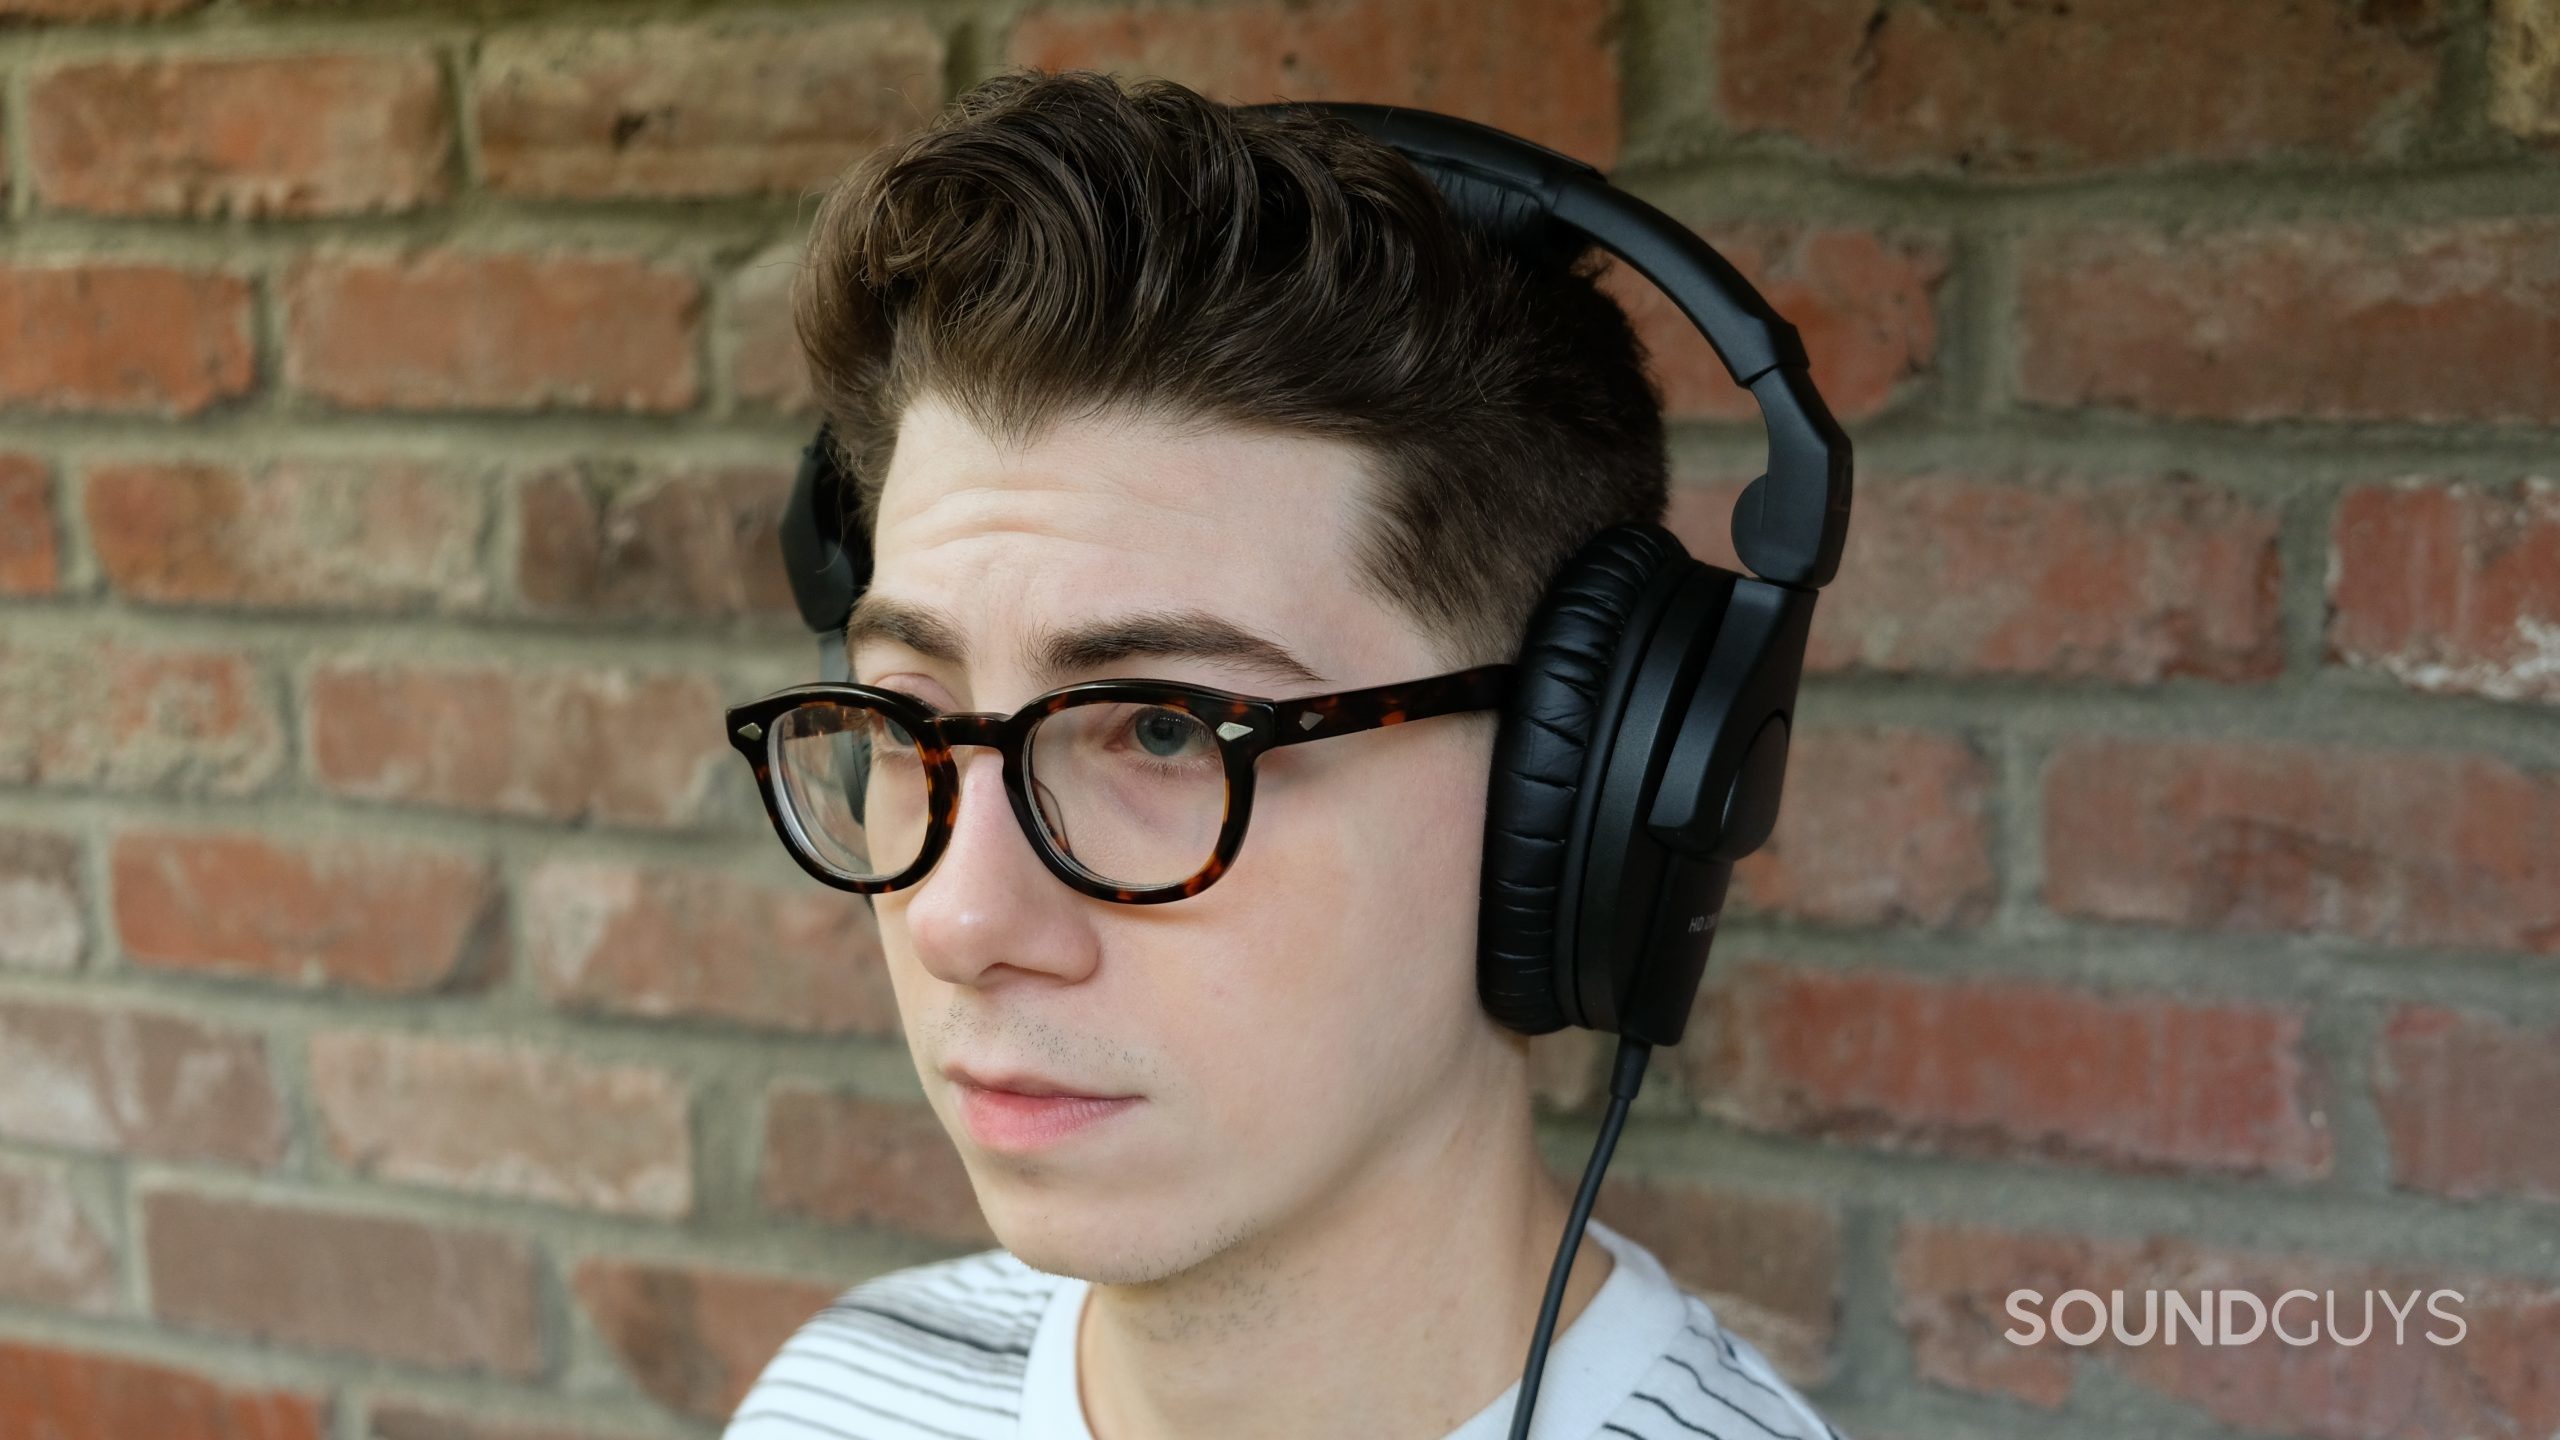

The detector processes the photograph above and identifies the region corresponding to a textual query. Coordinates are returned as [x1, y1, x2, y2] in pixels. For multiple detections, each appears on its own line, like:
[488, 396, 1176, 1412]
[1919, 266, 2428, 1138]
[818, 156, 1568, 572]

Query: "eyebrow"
[844, 594, 1326, 691]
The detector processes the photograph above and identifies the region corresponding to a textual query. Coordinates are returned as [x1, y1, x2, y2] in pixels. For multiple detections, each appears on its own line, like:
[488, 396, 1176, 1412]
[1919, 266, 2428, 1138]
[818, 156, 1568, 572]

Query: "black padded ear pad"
[1479, 522, 1691, 1035]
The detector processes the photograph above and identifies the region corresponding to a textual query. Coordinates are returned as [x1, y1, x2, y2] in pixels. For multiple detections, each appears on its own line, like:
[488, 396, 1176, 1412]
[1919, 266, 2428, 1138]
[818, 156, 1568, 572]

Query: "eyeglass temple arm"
[1266, 664, 1518, 748]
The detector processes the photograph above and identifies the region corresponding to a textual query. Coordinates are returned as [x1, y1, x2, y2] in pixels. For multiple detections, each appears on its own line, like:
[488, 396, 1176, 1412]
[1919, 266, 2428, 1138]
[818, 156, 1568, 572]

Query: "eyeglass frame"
[726, 662, 1518, 904]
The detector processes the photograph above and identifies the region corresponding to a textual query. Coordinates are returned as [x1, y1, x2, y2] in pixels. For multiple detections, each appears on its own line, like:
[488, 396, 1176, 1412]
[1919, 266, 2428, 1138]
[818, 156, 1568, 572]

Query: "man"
[724, 70, 1844, 1440]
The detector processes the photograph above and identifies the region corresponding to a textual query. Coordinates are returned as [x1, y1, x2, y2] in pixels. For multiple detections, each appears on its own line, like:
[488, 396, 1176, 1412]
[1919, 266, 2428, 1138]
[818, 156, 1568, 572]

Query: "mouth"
[941, 1064, 1142, 1153]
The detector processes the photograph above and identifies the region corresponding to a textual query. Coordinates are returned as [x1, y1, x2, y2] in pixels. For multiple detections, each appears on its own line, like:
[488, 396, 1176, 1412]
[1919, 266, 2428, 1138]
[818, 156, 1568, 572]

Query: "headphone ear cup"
[1479, 523, 1688, 1035]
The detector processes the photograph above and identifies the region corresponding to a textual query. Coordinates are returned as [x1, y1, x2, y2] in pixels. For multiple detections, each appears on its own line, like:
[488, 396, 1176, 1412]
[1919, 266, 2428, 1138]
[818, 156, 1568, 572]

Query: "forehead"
[867, 395, 1433, 687]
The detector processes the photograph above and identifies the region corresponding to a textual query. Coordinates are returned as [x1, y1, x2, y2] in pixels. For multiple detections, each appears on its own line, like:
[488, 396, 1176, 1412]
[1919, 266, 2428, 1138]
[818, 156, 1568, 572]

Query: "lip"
[941, 1063, 1131, 1100]
[942, 1064, 1141, 1153]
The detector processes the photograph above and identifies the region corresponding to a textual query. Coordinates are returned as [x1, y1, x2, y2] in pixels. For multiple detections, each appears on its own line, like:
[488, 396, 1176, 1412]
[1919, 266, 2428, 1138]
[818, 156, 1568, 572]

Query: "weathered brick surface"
[2372, 1005, 2560, 1205]
[0, 826, 85, 971]
[2019, 221, 2560, 424]
[307, 661, 727, 826]
[0, 1342, 326, 1440]
[1692, 965, 2333, 1178]
[283, 251, 701, 413]
[1673, 472, 2285, 683]
[515, 462, 797, 620]
[2491, 0, 2560, 141]
[112, 828, 501, 992]
[1608, 226, 1947, 423]
[523, 859, 899, 1034]
[2044, 738, 2560, 954]
[759, 1087, 989, 1244]
[1009, 0, 1624, 165]
[475, 17, 945, 200]
[2328, 476, 2560, 706]
[0, 263, 253, 415]
[310, 1030, 693, 1218]
[1726, 728, 2000, 929]
[0, 453, 58, 593]
[1716, 0, 2446, 176]
[0, 1154, 117, 1312]
[0, 636, 284, 795]
[0, 999, 285, 1165]
[86, 459, 491, 612]
[30, 50, 450, 217]
[1896, 1222, 2560, 1436]
[145, 1189, 544, 1376]
[726, 245, 813, 414]
[574, 1257, 838, 1421]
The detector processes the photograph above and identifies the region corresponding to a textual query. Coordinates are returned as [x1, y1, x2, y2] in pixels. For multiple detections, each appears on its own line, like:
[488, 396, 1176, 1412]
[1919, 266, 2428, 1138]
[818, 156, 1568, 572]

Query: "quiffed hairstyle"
[793, 70, 1669, 667]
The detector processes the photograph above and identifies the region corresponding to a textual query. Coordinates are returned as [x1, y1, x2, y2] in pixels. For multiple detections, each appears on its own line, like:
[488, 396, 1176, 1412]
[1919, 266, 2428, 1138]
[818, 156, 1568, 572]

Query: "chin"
[975, 1177, 1246, 1286]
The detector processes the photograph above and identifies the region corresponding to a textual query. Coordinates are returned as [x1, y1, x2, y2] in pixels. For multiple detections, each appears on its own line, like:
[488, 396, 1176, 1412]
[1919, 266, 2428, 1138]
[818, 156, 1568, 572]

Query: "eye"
[1129, 706, 1210, 760]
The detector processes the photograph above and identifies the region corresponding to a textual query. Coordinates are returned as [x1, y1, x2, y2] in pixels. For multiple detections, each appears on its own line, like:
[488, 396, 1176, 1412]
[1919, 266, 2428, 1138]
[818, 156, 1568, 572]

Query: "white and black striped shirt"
[724, 1217, 1848, 1440]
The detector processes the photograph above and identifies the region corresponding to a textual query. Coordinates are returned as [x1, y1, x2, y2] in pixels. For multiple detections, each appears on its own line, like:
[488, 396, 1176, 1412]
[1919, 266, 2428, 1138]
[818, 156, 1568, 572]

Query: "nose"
[896, 746, 1101, 991]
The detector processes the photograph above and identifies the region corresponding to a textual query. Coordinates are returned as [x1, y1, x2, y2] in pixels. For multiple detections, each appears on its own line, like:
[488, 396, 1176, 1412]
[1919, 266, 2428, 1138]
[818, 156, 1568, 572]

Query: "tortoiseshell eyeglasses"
[725, 664, 1515, 904]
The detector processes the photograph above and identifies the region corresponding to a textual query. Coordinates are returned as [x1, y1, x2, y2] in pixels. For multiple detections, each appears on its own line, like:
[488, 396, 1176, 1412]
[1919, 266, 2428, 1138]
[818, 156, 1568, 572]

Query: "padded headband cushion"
[1478, 523, 1686, 1034]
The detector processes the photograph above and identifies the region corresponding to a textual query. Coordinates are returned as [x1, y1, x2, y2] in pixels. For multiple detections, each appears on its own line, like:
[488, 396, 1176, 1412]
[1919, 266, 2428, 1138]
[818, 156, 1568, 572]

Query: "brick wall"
[0, 2, 2555, 1438]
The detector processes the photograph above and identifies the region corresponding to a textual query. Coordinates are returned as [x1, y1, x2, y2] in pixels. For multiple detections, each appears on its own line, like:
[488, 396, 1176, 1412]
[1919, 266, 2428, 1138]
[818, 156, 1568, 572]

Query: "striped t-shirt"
[724, 1217, 1848, 1440]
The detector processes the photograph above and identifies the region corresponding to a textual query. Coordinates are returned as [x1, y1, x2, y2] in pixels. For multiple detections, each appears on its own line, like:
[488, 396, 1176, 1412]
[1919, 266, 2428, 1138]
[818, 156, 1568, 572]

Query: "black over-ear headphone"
[776, 101, 1851, 1438]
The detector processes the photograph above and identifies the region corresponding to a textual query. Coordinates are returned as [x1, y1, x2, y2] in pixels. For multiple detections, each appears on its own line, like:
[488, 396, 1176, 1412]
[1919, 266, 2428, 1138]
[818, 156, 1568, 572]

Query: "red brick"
[0, 1155, 116, 1312]
[2019, 221, 2560, 425]
[474, 17, 944, 200]
[30, 50, 449, 218]
[0, 1342, 325, 1440]
[574, 1257, 838, 1421]
[0, 999, 284, 1166]
[0, 453, 58, 593]
[0, 263, 253, 415]
[1008, 0, 1623, 166]
[1674, 471, 2283, 684]
[145, 1189, 543, 1376]
[308, 661, 726, 827]
[1693, 965, 2332, 1178]
[112, 828, 500, 993]
[2373, 1005, 2560, 1205]
[2329, 476, 2560, 706]
[524, 859, 898, 1035]
[2044, 738, 2560, 954]
[283, 251, 699, 413]
[0, 636, 283, 795]
[1896, 1221, 2560, 1437]
[370, 1404, 646, 1440]
[1607, 227, 1946, 424]
[86, 458, 491, 612]
[1592, 1177, 1837, 1385]
[1716, 0, 2444, 177]
[727, 244, 812, 414]
[311, 1031, 692, 1218]
[515, 462, 796, 620]
[2491, 0, 2560, 142]
[0, 827, 85, 971]
[1725, 728, 1998, 928]
[759, 1087, 988, 1245]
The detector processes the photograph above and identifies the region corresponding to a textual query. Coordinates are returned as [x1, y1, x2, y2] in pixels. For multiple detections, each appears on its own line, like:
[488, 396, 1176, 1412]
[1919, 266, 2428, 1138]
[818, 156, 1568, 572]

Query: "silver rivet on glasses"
[736, 722, 764, 741]
[1298, 712, 1322, 731]
[1218, 721, 1251, 741]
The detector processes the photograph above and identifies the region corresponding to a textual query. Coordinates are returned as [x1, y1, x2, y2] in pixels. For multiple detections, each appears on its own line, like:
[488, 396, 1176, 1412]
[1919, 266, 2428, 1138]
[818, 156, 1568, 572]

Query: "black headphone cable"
[1505, 1034, 1653, 1440]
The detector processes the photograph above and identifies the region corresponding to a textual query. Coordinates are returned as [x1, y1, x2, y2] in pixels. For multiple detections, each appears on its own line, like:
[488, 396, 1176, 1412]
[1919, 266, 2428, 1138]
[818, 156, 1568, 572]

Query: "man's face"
[856, 393, 1509, 1284]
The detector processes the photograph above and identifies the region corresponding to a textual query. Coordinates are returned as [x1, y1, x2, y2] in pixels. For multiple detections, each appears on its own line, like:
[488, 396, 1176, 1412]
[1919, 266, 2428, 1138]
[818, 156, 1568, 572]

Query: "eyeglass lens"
[768, 696, 1230, 890]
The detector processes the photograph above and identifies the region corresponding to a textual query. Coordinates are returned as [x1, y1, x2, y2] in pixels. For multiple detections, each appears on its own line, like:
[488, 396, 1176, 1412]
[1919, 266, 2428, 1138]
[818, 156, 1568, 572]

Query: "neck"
[1073, 1039, 1615, 1440]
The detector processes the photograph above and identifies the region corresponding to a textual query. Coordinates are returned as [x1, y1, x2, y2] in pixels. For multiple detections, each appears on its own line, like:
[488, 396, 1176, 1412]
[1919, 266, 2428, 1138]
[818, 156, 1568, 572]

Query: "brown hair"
[792, 69, 1668, 667]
